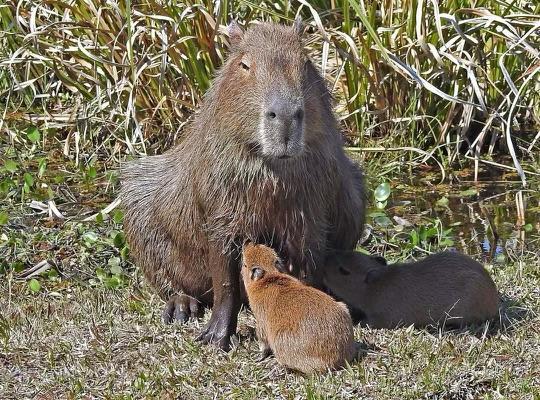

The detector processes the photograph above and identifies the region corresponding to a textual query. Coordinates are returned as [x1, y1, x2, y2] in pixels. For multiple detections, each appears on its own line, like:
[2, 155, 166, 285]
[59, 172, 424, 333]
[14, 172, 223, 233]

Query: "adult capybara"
[121, 19, 365, 350]
[323, 251, 499, 329]
[242, 243, 357, 374]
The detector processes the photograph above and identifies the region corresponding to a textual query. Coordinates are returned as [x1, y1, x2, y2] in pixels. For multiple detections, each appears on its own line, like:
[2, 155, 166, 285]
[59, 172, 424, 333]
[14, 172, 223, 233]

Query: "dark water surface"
[365, 167, 539, 263]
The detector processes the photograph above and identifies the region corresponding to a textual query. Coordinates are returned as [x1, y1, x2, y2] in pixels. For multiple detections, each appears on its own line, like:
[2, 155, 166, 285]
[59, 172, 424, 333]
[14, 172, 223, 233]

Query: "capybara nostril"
[266, 111, 277, 120]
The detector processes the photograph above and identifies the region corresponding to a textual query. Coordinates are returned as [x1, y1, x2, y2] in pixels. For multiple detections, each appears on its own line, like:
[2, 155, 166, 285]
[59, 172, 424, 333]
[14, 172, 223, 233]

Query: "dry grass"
[1, 225, 539, 399]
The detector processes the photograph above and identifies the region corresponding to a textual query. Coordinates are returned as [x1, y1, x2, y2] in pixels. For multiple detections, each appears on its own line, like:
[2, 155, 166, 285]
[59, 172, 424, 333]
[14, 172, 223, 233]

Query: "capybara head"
[324, 251, 388, 296]
[242, 242, 285, 283]
[218, 19, 310, 159]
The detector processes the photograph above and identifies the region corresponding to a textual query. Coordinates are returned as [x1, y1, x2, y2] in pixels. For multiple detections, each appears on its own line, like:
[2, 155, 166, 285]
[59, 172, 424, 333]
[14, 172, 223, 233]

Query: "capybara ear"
[251, 267, 265, 281]
[293, 16, 303, 36]
[242, 238, 252, 250]
[365, 268, 385, 284]
[274, 259, 286, 273]
[227, 20, 244, 48]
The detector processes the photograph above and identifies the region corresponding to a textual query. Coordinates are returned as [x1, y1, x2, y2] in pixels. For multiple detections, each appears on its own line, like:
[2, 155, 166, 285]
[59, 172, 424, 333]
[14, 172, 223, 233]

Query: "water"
[367, 169, 539, 263]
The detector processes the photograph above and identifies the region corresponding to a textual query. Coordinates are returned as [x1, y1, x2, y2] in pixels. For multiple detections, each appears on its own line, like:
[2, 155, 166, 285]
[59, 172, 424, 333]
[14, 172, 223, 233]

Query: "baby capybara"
[121, 19, 365, 350]
[242, 243, 357, 374]
[323, 251, 499, 329]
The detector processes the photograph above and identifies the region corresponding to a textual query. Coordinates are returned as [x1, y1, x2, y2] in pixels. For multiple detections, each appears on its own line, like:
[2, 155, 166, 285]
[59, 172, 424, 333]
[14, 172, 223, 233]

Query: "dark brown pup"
[121, 19, 365, 350]
[323, 251, 499, 329]
[242, 243, 357, 374]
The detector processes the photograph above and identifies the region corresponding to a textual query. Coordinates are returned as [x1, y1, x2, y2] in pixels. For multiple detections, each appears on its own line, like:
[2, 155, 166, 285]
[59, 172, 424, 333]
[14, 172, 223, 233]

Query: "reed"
[1, 0, 538, 181]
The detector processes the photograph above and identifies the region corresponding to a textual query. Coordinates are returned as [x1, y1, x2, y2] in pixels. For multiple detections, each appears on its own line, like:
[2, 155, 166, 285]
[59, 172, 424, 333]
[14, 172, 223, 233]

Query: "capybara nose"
[265, 96, 304, 126]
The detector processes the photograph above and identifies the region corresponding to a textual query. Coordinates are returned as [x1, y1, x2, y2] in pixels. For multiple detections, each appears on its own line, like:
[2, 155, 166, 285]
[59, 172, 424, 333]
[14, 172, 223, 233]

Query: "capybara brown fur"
[242, 243, 357, 374]
[323, 251, 499, 329]
[121, 19, 365, 350]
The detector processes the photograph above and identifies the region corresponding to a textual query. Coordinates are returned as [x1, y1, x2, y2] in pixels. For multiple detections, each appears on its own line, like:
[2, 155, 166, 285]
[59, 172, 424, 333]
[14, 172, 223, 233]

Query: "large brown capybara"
[121, 19, 366, 350]
[323, 251, 499, 329]
[241, 243, 357, 374]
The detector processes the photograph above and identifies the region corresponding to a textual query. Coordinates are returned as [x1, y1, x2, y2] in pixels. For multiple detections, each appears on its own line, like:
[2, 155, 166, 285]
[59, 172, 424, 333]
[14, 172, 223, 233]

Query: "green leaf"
[410, 230, 419, 246]
[374, 215, 393, 227]
[374, 182, 391, 202]
[28, 279, 41, 293]
[113, 210, 124, 224]
[120, 246, 130, 260]
[523, 223, 533, 232]
[24, 173, 34, 188]
[38, 159, 47, 178]
[436, 196, 449, 207]
[0, 179, 14, 194]
[440, 238, 455, 247]
[104, 276, 121, 289]
[109, 257, 123, 275]
[82, 231, 98, 244]
[87, 166, 97, 179]
[95, 212, 104, 224]
[367, 211, 387, 218]
[95, 267, 107, 281]
[4, 160, 18, 173]
[26, 126, 41, 143]
[375, 200, 387, 210]
[0, 212, 8, 225]
[113, 232, 125, 248]
[459, 188, 478, 197]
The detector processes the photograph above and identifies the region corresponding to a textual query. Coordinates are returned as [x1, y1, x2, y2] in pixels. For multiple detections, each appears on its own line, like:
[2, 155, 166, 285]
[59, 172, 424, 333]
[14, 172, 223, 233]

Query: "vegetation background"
[1, 0, 539, 398]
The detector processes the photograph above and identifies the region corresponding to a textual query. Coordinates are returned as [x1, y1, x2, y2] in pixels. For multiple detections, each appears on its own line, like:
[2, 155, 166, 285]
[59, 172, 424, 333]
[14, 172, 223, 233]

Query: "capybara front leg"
[162, 294, 204, 324]
[196, 248, 240, 351]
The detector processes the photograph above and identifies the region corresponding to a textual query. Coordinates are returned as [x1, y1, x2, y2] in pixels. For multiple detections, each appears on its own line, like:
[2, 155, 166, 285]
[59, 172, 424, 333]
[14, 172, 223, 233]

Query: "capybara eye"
[239, 57, 251, 71]
[338, 266, 350, 276]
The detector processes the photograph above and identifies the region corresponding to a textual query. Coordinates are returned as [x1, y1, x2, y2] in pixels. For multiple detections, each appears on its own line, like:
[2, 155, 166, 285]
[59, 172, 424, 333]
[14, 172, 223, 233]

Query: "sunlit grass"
[1, 0, 539, 182]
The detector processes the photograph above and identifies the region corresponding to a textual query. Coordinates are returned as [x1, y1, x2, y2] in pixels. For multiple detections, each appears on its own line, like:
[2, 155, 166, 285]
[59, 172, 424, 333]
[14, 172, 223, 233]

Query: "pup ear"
[274, 259, 286, 273]
[227, 20, 244, 48]
[251, 267, 265, 281]
[365, 268, 385, 284]
[373, 256, 388, 266]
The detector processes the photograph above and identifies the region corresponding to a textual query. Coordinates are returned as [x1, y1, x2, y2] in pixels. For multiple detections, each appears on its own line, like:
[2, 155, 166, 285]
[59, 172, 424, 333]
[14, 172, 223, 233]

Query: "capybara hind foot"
[162, 294, 204, 324]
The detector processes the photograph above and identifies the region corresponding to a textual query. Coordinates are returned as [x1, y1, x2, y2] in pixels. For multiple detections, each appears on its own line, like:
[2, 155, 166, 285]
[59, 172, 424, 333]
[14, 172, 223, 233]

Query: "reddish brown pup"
[121, 19, 365, 350]
[242, 243, 357, 374]
[323, 251, 499, 329]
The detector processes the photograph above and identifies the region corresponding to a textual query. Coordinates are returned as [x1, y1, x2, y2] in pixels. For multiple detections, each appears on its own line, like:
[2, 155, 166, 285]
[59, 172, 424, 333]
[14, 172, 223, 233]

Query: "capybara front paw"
[162, 294, 203, 324]
[195, 314, 233, 351]
[258, 347, 273, 362]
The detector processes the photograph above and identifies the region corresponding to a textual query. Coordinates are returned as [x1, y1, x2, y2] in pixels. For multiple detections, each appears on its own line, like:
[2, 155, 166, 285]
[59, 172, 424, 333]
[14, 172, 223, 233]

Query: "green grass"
[1, 137, 539, 398]
[1, 239, 539, 399]
[1, 0, 540, 397]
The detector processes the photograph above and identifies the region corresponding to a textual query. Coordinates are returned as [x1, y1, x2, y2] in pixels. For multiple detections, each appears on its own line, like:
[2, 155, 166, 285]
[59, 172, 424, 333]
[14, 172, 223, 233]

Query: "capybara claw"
[196, 315, 233, 351]
[162, 294, 203, 324]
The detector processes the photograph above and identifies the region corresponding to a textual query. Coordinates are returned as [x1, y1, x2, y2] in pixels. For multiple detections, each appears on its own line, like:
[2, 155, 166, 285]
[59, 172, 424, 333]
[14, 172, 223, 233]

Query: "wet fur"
[324, 251, 499, 329]
[120, 22, 365, 347]
[242, 244, 357, 374]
